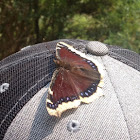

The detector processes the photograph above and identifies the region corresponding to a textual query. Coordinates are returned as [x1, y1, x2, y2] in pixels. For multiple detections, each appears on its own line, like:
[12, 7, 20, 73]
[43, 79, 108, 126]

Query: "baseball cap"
[0, 39, 140, 140]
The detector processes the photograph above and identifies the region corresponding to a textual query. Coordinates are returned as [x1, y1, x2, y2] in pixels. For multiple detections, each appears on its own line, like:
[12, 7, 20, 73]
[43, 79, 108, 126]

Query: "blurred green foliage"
[0, 0, 140, 60]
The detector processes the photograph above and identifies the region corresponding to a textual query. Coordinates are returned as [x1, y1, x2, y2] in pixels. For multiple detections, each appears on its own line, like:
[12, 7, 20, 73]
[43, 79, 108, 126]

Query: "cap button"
[87, 41, 108, 56]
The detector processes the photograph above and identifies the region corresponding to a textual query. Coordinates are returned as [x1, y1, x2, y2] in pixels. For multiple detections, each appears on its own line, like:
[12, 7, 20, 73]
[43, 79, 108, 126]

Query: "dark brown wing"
[46, 68, 81, 117]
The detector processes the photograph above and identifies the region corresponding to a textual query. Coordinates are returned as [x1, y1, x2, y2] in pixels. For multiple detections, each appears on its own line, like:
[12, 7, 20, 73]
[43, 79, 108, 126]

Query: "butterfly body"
[46, 42, 104, 117]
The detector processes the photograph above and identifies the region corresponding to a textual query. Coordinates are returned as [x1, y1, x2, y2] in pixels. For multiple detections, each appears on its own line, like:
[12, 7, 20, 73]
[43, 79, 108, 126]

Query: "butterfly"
[46, 42, 104, 117]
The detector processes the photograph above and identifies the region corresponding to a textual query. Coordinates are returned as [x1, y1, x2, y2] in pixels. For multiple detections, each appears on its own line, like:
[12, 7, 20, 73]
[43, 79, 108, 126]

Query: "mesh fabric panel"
[107, 44, 140, 71]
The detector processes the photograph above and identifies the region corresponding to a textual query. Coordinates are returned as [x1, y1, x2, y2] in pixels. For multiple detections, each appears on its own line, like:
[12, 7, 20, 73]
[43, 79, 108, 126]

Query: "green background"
[0, 0, 140, 60]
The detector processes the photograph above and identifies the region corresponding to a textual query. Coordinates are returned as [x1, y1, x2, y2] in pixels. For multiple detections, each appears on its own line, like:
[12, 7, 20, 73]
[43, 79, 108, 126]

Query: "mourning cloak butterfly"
[46, 42, 104, 117]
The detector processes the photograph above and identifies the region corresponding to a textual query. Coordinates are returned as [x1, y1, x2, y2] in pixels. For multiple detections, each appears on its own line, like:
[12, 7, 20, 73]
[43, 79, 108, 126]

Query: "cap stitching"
[101, 57, 131, 140]
[0, 73, 50, 127]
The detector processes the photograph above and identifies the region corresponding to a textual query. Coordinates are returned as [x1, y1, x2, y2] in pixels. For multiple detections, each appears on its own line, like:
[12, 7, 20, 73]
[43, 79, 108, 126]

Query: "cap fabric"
[0, 39, 140, 140]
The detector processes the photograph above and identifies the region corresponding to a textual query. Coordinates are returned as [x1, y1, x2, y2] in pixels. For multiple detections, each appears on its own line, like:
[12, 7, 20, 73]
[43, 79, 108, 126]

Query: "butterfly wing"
[47, 68, 81, 117]
[46, 42, 104, 117]
[56, 42, 104, 90]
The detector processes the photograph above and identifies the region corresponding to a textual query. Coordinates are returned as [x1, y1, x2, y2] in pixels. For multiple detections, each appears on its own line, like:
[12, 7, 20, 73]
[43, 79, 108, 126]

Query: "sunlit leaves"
[0, 0, 140, 60]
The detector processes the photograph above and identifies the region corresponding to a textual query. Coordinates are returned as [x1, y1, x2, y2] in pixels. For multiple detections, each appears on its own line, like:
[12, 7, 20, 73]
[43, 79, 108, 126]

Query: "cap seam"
[0, 51, 53, 70]
[0, 73, 51, 128]
[101, 57, 131, 140]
